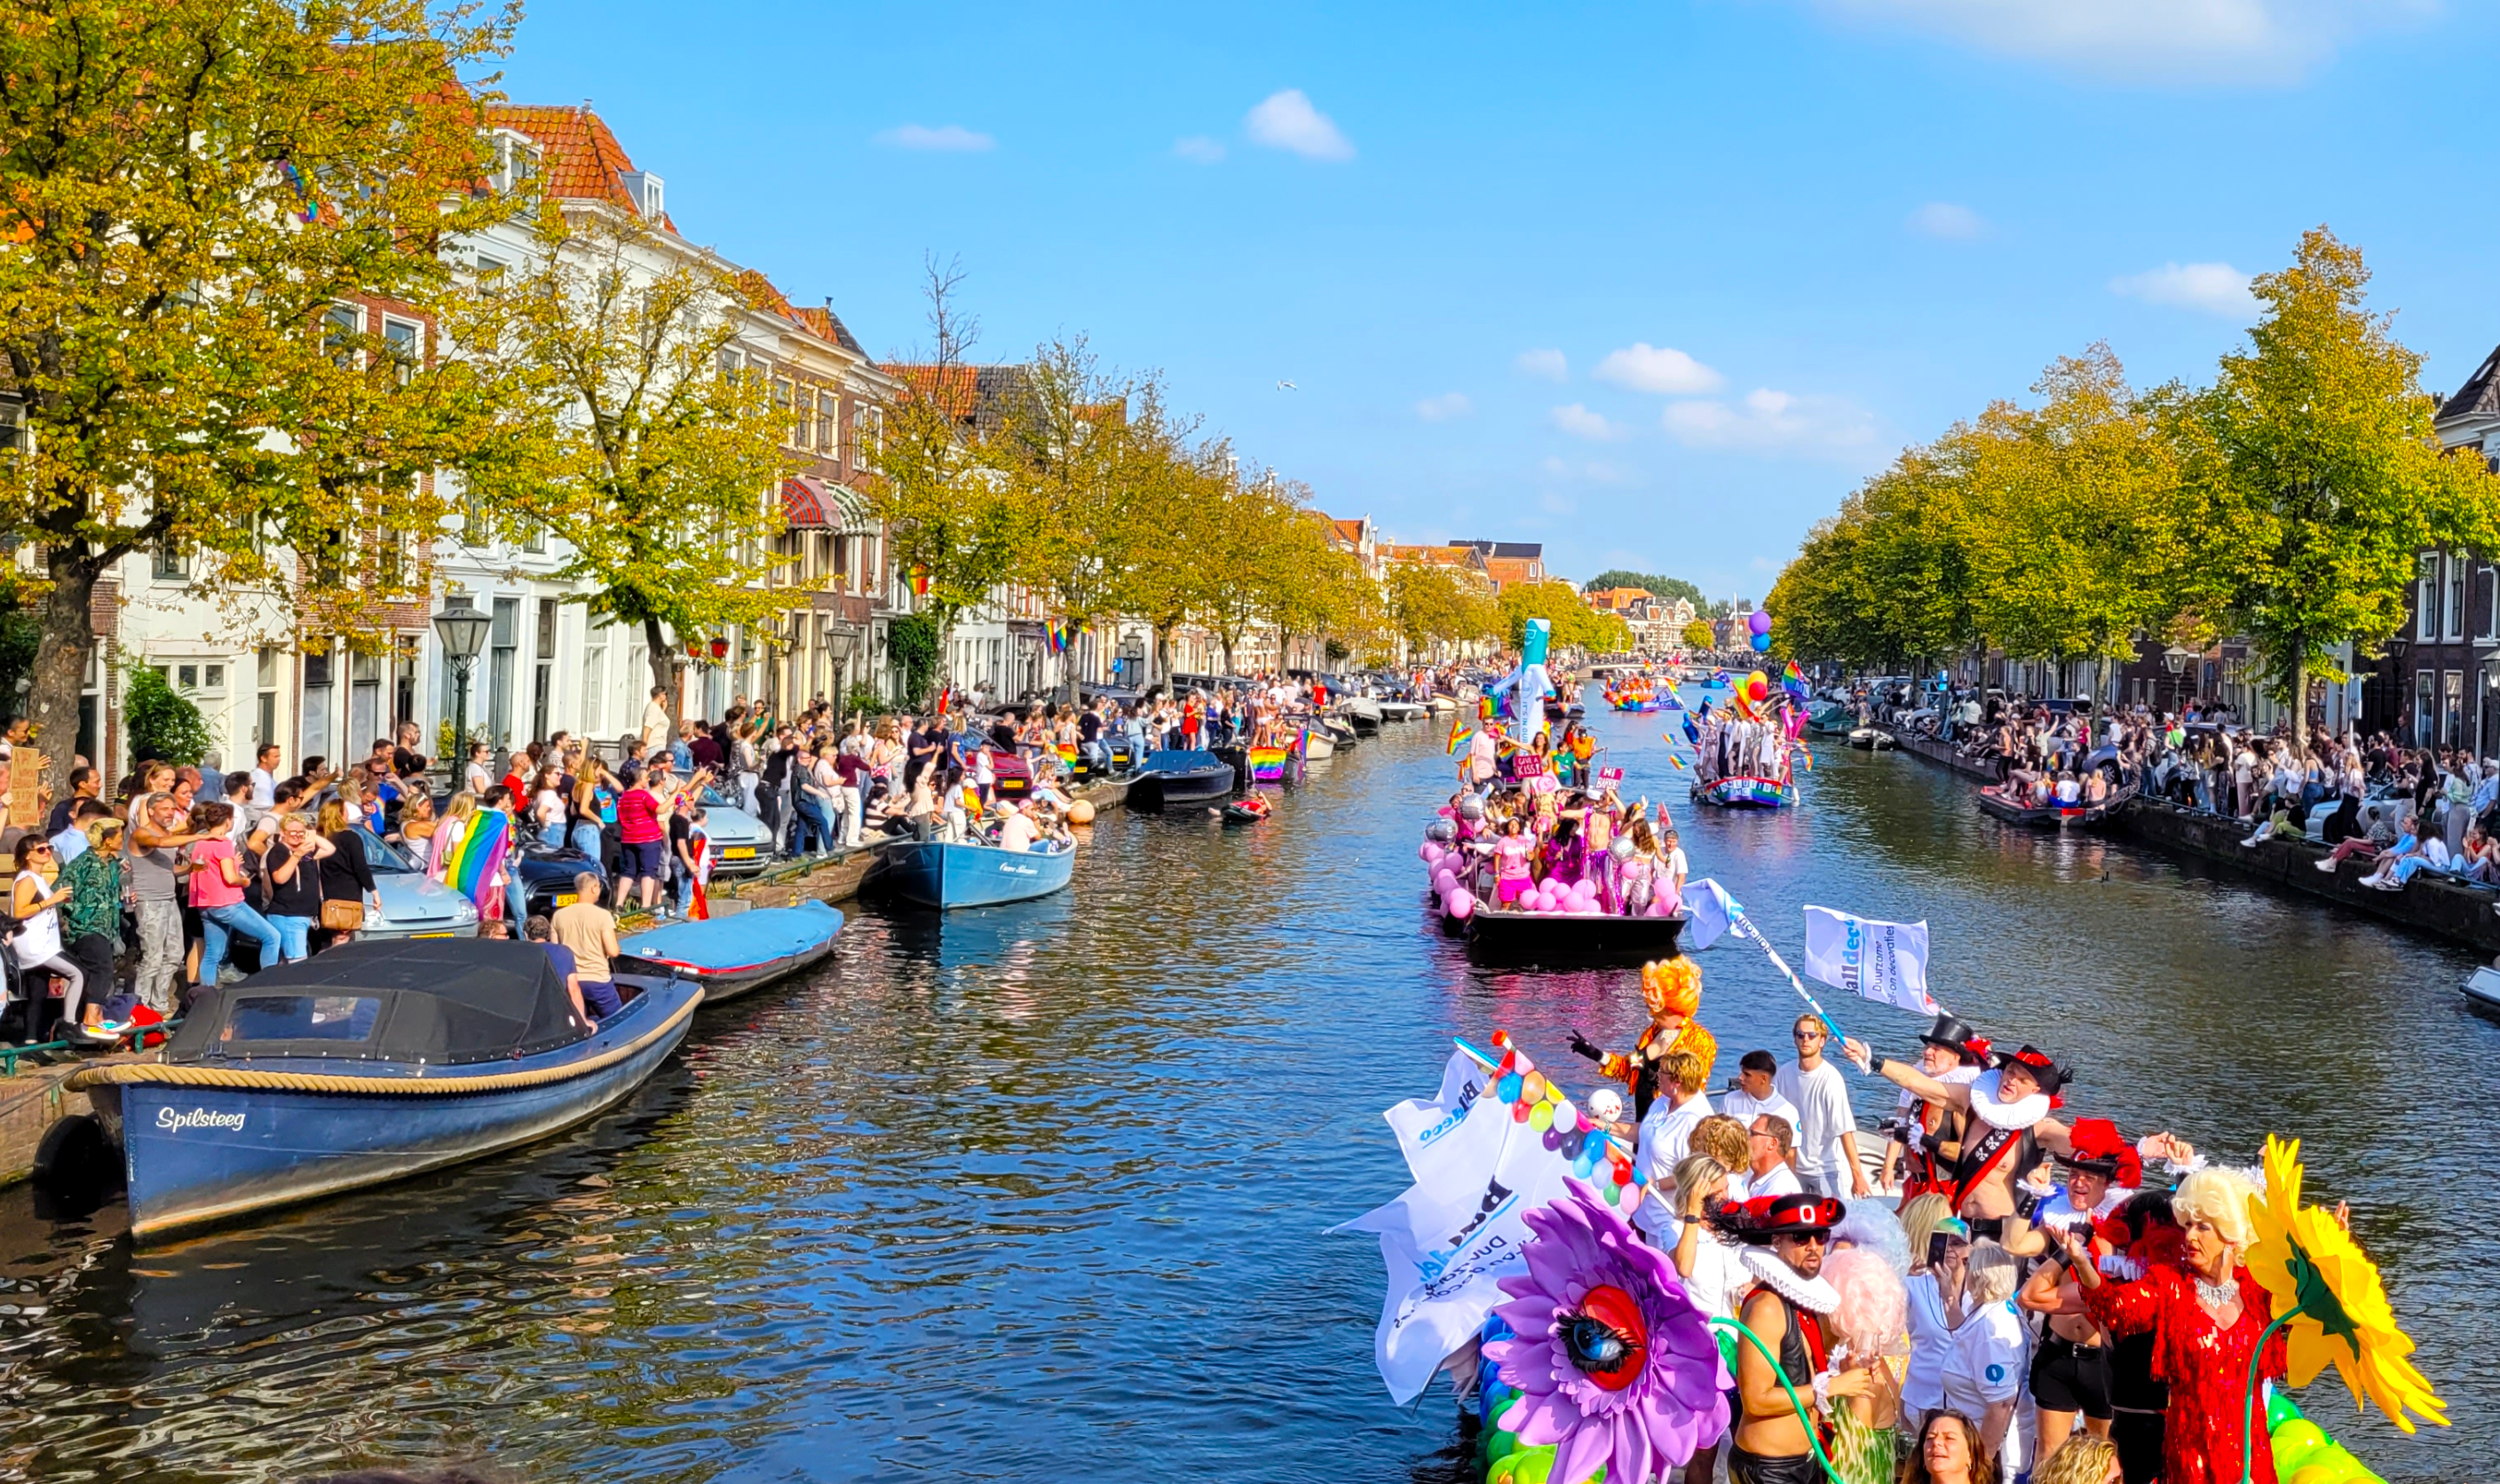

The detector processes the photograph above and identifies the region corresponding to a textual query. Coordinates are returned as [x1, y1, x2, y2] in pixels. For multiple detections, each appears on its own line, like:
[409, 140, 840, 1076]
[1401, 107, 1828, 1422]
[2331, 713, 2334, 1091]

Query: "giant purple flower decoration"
[1483, 1180, 1730, 1484]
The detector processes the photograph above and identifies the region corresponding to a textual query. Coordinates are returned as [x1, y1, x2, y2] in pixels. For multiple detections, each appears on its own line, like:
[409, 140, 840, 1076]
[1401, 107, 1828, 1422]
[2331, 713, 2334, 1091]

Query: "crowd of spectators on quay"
[1852, 679, 2500, 893]
[0, 667, 1450, 1047]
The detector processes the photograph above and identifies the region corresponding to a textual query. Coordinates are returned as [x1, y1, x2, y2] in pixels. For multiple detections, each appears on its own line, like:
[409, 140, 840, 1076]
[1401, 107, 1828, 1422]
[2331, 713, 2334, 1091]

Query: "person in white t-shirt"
[1733, 1114, 1804, 1200]
[1633, 1047, 1712, 1242]
[1776, 1014, 1872, 1199]
[1661, 827, 1689, 900]
[995, 800, 1037, 853]
[249, 742, 281, 809]
[1942, 1241, 2034, 1481]
[1719, 1047, 1802, 1133]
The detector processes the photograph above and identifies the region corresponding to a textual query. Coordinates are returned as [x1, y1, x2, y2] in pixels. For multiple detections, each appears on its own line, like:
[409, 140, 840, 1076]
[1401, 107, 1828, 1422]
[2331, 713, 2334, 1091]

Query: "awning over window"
[780, 475, 870, 532]
[781, 476, 831, 530]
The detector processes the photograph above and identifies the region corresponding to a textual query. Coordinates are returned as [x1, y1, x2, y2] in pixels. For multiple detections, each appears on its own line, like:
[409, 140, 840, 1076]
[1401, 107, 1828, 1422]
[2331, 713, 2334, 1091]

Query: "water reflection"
[0, 714, 2478, 1482]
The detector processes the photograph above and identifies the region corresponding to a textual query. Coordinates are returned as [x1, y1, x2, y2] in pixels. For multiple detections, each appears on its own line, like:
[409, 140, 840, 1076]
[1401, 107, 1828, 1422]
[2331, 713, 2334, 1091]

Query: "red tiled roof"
[1485, 556, 1541, 588]
[483, 104, 642, 214]
[735, 268, 795, 317]
[1329, 517, 1365, 546]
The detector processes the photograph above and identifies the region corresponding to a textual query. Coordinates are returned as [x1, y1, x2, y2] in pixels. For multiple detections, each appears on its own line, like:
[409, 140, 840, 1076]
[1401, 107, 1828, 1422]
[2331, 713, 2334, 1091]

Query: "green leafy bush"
[126, 666, 211, 768]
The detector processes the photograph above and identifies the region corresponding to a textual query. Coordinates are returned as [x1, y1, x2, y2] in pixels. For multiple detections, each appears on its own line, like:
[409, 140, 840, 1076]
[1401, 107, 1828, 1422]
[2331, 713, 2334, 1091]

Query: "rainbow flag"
[1664, 752, 1688, 771]
[1056, 742, 1079, 764]
[1793, 747, 1814, 772]
[434, 808, 510, 915]
[1446, 717, 1471, 756]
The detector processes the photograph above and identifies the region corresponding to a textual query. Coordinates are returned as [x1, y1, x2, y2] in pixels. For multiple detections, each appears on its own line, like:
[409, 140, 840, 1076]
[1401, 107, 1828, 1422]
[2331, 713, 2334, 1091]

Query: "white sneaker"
[2314, 858, 2337, 872]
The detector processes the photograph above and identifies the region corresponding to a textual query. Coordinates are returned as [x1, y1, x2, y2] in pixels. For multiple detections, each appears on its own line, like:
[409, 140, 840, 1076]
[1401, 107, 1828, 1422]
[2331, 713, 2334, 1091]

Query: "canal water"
[0, 706, 2486, 1482]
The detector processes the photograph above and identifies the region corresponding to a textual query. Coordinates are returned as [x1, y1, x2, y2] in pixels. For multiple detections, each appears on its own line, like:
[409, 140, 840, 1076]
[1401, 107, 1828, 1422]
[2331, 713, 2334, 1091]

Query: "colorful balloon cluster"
[1482, 1032, 1646, 1214]
[1747, 608, 1772, 653]
[1741, 670, 1771, 706]
[2267, 1390, 2388, 1484]
[1420, 838, 1476, 920]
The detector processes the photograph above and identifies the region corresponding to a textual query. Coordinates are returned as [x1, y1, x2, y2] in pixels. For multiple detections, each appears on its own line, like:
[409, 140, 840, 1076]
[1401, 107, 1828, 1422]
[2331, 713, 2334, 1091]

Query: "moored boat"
[616, 900, 843, 1002]
[1806, 700, 1852, 735]
[1302, 726, 1336, 760]
[1379, 699, 1427, 722]
[1847, 727, 1895, 750]
[1126, 748, 1238, 810]
[871, 836, 1078, 908]
[71, 939, 700, 1243]
[1341, 697, 1384, 735]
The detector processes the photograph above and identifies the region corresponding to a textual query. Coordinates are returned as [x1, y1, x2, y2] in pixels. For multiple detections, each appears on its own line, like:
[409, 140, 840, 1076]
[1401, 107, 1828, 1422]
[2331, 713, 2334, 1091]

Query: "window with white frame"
[2421, 553, 2440, 641]
[2450, 553, 2468, 641]
[816, 391, 836, 454]
[153, 539, 186, 581]
[324, 304, 360, 368]
[382, 319, 419, 384]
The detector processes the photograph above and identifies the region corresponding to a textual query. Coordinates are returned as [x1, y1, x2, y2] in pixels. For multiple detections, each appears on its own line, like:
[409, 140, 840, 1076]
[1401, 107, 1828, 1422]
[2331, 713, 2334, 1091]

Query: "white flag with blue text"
[1800, 905, 1938, 1015]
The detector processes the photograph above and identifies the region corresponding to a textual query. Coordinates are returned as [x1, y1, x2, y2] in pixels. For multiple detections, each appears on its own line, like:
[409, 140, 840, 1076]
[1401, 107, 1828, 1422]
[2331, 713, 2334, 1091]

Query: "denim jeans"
[268, 914, 314, 963]
[200, 902, 284, 982]
[571, 820, 605, 870]
[539, 819, 566, 849]
[504, 870, 528, 927]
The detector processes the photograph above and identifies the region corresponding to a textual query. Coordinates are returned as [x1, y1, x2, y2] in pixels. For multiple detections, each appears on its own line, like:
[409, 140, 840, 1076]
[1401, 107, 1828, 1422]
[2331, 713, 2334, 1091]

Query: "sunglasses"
[1793, 1030, 1825, 1042]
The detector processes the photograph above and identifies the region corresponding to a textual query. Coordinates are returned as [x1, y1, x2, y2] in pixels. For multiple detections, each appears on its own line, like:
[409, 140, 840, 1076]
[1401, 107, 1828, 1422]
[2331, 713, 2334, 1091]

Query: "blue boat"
[70, 939, 700, 1243]
[1124, 749, 1236, 811]
[872, 836, 1078, 909]
[617, 901, 843, 1003]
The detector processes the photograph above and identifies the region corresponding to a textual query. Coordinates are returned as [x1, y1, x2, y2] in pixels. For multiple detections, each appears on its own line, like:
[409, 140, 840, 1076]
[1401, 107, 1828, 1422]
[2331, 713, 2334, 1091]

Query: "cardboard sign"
[6, 746, 45, 829]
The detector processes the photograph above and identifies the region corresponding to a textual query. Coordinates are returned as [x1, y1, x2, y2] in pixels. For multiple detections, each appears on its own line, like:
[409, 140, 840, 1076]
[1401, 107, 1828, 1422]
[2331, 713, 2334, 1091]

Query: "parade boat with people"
[70, 938, 701, 1243]
[614, 900, 844, 1003]
[1975, 744, 2140, 830]
[1337, 904, 2448, 1484]
[1686, 672, 1807, 810]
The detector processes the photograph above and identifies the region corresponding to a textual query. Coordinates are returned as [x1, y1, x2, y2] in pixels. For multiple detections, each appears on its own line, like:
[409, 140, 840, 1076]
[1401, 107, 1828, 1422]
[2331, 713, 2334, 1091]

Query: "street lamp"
[2162, 643, 2195, 714]
[433, 596, 490, 764]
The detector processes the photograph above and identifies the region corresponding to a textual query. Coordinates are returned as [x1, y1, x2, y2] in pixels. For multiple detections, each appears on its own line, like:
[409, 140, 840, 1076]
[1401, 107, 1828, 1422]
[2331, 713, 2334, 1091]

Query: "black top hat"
[1919, 1014, 1985, 1065]
[1991, 1044, 2070, 1097]
[1728, 1192, 1847, 1243]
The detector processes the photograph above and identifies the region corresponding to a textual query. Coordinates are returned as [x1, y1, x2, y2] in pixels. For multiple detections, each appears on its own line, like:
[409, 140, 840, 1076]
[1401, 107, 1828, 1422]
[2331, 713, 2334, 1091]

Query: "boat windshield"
[222, 993, 384, 1044]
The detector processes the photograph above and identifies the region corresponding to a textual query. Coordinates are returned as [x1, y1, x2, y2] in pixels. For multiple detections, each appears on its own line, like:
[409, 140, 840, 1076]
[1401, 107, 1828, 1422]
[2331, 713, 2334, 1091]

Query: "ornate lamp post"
[2162, 643, 2195, 715]
[433, 596, 491, 762]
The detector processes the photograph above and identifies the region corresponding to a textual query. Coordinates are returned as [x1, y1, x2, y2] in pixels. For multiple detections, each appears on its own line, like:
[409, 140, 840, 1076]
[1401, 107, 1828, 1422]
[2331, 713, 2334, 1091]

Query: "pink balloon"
[1417, 842, 1436, 863]
[1447, 889, 1475, 920]
[1433, 868, 1459, 896]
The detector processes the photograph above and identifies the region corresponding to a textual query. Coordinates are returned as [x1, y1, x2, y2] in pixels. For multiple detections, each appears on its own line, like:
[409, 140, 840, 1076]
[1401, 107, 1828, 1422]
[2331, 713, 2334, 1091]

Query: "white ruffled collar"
[1967, 1069, 2049, 1132]
[1740, 1243, 1840, 1314]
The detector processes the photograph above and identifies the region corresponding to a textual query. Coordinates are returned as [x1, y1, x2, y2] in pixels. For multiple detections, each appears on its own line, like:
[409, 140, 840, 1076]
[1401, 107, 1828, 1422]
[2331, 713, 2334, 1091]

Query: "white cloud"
[874, 123, 995, 153]
[1910, 201, 1984, 240]
[1802, 0, 2433, 83]
[1172, 135, 1226, 164]
[1245, 89, 1355, 162]
[1661, 388, 1884, 461]
[1515, 348, 1569, 382]
[2109, 261, 2255, 316]
[1414, 391, 1474, 422]
[1594, 343, 1725, 396]
[1550, 403, 1627, 441]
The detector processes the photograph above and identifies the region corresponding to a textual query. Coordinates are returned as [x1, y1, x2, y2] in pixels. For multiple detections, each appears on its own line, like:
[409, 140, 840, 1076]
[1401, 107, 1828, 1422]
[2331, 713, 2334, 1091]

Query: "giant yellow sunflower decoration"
[2243, 1134, 2447, 1433]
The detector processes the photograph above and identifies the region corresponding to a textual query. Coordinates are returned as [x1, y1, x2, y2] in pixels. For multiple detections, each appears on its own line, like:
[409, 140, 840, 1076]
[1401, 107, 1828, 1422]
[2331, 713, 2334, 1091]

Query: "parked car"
[695, 784, 778, 877]
[361, 835, 483, 939]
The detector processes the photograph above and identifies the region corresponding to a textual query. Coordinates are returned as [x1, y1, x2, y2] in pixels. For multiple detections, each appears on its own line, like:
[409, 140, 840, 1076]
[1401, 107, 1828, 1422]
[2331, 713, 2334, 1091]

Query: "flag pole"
[1729, 912, 1845, 1042]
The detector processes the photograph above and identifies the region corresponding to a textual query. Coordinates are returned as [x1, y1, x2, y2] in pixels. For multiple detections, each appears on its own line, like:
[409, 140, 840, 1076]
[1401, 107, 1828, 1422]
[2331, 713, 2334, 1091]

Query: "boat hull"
[95, 978, 701, 1243]
[1464, 909, 1690, 966]
[1693, 775, 1798, 809]
[616, 901, 843, 1003]
[1126, 765, 1236, 810]
[874, 838, 1077, 909]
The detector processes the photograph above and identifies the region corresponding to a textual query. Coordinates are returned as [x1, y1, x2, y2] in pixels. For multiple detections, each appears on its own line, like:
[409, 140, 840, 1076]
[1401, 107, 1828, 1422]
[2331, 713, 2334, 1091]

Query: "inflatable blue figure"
[1484, 619, 1555, 721]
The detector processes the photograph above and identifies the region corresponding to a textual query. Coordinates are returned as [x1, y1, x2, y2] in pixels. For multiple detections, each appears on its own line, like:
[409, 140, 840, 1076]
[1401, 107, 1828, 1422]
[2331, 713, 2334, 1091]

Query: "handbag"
[320, 898, 366, 931]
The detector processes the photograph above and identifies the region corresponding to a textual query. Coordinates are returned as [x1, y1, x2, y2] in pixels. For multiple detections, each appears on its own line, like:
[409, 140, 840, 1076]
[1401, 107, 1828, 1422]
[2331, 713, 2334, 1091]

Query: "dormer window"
[488, 130, 541, 193]
[617, 170, 663, 219]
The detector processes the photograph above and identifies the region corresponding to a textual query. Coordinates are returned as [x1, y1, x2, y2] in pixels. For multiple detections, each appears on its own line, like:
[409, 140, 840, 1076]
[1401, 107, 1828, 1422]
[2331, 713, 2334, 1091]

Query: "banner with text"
[1332, 1048, 1574, 1404]
[1800, 905, 1938, 1016]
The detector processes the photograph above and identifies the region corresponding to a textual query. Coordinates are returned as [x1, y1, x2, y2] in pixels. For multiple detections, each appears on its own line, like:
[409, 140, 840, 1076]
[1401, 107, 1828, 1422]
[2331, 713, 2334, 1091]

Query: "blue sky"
[500, 1, 2500, 601]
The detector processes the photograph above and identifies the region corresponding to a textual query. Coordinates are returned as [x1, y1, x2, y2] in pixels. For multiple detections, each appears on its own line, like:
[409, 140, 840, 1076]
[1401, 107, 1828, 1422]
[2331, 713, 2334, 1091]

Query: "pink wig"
[1823, 1246, 1907, 1358]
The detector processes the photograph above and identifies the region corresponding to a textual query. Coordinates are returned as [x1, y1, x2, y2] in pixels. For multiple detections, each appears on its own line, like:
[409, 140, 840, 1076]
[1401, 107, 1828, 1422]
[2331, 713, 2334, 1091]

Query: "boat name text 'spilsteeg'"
[158, 1107, 247, 1133]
